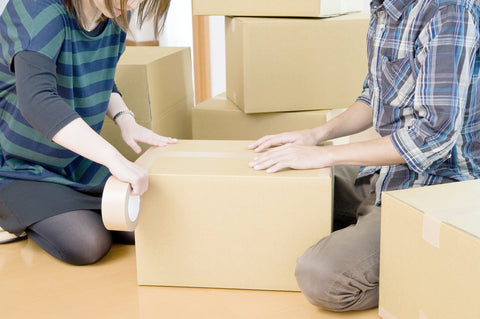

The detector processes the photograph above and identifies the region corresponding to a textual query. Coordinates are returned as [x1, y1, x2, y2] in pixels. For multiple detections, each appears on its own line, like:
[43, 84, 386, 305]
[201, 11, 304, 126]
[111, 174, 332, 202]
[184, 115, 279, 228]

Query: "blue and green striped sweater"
[0, 0, 126, 191]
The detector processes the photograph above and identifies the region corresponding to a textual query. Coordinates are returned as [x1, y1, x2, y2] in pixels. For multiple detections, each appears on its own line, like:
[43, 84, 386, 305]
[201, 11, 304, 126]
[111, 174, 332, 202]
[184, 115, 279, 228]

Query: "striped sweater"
[0, 0, 126, 191]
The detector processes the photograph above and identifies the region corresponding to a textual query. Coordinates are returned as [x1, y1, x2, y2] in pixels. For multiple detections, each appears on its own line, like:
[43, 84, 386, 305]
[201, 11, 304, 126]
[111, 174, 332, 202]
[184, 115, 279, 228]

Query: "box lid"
[137, 140, 331, 179]
[385, 180, 480, 240]
[117, 47, 186, 65]
[231, 12, 370, 26]
[193, 0, 363, 17]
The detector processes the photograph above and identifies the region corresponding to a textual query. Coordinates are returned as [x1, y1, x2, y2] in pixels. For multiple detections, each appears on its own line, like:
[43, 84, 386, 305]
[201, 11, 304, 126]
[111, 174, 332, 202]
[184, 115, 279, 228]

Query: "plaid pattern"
[357, 0, 480, 203]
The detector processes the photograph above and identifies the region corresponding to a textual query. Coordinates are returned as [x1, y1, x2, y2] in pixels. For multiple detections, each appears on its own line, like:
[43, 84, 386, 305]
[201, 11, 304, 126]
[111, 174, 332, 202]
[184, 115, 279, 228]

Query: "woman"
[0, 0, 175, 265]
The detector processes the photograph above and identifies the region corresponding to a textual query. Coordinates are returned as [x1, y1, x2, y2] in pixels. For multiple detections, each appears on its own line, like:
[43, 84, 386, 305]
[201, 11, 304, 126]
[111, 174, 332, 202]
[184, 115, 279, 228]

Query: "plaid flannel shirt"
[357, 0, 480, 204]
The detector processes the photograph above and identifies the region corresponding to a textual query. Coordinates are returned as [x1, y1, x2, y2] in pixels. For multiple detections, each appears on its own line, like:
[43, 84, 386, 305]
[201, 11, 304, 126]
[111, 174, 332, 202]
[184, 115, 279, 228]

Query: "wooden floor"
[1, 239, 380, 319]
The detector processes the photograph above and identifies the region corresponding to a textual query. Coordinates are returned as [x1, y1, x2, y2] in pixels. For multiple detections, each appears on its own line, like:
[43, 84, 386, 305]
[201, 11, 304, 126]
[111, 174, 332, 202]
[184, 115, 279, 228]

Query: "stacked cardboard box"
[100, 47, 194, 161]
[192, 93, 331, 140]
[193, 0, 363, 18]
[225, 13, 369, 113]
[379, 180, 480, 318]
[192, 0, 371, 140]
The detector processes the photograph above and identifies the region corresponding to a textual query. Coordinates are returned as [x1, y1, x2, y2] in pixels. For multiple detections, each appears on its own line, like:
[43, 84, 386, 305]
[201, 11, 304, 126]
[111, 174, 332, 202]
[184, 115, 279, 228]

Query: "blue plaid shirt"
[357, 0, 480, 204]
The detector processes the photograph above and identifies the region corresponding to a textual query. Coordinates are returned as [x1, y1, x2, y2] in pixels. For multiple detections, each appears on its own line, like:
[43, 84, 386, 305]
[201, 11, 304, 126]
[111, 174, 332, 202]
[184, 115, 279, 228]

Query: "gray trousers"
[295, 166, 381, 312]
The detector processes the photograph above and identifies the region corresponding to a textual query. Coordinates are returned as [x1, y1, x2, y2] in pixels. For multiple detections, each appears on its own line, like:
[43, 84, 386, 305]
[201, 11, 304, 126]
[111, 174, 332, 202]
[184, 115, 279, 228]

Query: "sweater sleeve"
[14, 50, 80, 140]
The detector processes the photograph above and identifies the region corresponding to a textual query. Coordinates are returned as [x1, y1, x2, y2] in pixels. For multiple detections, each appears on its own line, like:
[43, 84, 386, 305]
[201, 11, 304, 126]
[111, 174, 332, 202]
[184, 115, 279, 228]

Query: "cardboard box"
[379, 180, 480, 319]
[226, 13, 369, 114]
[193, 0, 363, 17]
[192, 93, 330, 140]
[100, 47, 194, 161]
[135, 140, 332, 291]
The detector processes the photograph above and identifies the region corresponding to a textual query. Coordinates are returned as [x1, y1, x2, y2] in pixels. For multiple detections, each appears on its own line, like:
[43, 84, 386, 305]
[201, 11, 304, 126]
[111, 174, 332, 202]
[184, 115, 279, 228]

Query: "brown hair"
[65, 0, 171, 38]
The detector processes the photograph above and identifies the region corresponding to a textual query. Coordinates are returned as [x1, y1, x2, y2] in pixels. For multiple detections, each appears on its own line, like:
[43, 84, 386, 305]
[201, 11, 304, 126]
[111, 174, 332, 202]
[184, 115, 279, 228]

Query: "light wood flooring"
[1, 239, 380, 319]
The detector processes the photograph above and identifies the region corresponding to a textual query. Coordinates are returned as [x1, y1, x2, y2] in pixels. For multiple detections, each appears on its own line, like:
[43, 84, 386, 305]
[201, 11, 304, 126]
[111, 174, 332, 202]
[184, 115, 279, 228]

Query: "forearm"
[52, 117, 123, 169]
[312, 100, 374, 143]
[327, 135, 405, 167]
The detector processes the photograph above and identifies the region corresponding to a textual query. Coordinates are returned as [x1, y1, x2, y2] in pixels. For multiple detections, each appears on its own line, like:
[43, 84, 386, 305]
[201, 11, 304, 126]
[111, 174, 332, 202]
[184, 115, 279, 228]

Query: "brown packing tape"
[422, 212, 442, 248]
[378, 306, 398, 319]
[101, 176, 140, 231]
[148, 151, 254, 159]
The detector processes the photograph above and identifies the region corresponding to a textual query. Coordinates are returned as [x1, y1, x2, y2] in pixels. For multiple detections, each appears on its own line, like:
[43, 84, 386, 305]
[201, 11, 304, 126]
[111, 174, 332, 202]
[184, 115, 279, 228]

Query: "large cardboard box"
[379, 180, 480, 319]
[135, 140, 332, 291]
[100, 47, 194, 161]
[192, 93, 330, 140]
[193, 0, 363, 17]
[226, 13, 369, 114]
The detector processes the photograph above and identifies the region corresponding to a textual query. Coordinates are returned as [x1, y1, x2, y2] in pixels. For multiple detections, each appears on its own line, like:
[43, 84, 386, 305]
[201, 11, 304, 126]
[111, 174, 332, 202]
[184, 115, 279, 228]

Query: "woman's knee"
[60, 230, 112, 265]
[27, 210, 113, 265]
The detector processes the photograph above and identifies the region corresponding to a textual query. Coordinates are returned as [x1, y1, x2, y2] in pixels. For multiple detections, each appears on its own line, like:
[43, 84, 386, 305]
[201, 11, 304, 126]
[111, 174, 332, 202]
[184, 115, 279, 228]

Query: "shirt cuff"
[356, 95, 371, 107]
[391, 129, 431, 174]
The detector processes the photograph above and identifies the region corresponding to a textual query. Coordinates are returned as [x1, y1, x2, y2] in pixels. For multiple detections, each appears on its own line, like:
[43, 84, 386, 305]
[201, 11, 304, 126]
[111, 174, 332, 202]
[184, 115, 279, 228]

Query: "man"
[248, 0, 480, 311]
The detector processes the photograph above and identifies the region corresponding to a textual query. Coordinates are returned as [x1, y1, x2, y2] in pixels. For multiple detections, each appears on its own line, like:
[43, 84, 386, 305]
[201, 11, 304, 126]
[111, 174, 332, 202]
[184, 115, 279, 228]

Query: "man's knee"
[294, 220, 380, 312]
[295, 247, 347, 311]
[295, 248, 379, 312]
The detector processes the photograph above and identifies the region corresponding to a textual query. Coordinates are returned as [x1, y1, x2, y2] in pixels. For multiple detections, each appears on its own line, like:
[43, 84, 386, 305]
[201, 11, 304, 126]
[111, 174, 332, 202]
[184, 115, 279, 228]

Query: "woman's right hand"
[106, 153, 149, 196]
[247, 129, 319, 153]
[51, 118, 150, 195]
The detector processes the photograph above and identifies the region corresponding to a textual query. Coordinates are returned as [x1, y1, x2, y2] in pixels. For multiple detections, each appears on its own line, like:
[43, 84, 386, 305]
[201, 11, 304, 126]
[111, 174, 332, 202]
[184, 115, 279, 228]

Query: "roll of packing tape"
[101, 176, 140, 231]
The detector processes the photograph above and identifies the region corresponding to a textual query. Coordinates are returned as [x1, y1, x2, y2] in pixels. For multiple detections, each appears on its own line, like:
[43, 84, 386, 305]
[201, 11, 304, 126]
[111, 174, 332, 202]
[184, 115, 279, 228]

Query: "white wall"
[128, 0, 193, 47]
[0, 0, 7, 14]
[208, 16, 226, 98]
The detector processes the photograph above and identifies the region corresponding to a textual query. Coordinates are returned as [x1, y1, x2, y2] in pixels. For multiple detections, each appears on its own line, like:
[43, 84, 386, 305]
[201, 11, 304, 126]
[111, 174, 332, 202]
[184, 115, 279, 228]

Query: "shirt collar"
[371, 0, 416, 21]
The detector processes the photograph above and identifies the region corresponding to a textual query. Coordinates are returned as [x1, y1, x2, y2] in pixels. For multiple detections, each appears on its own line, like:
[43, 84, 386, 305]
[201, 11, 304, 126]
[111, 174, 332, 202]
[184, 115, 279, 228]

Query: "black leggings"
[26, 210, 134, 265]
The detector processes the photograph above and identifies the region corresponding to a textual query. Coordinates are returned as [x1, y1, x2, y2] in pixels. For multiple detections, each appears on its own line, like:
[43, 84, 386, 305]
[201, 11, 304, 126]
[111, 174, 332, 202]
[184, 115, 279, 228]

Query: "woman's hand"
[248, 129, 319, 153]
[116, 115, 177, 154]
[52, 117, 154, 195]
[106, 152, 149, 196]
[249, 144, 334, 173]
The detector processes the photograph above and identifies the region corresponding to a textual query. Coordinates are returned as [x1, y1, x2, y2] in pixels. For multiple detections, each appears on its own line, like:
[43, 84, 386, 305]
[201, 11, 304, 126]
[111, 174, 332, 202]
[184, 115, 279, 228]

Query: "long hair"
[64, 0, 171, 38]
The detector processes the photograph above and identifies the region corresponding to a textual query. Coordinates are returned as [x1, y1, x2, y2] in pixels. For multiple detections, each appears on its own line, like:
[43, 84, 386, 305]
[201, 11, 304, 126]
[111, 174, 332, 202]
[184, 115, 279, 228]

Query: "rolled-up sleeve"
[357, 73, 372, 107]
[391, 5, 479, 174]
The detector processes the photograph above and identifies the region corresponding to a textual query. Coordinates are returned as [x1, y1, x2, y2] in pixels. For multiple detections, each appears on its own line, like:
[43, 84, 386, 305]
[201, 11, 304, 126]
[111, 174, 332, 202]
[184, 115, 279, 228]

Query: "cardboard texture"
[192, 93, 329, 140]
[226, 13, 369, 114]
[100, 47, 194, 161]
[193, 0, 363, 17]
[379, 180, 480, 319]
[135, 140, 332, 291]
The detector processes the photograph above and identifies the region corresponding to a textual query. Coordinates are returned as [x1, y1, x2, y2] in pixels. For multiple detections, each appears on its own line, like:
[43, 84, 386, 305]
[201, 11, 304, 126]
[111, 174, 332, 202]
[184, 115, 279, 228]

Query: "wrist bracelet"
[112, 109, 135, 124]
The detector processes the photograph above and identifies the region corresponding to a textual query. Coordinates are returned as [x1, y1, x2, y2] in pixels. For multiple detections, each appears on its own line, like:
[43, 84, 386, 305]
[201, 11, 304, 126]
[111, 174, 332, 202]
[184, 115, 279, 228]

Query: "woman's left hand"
[117, 115, 177, 153]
